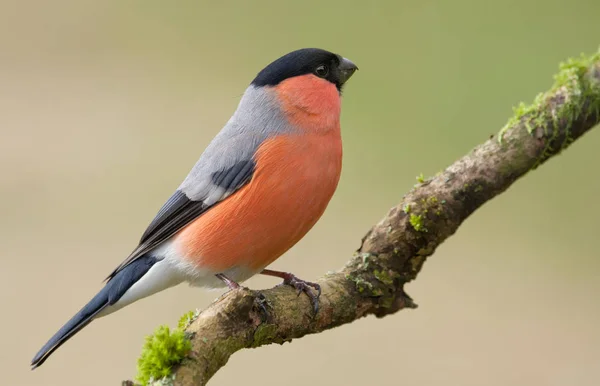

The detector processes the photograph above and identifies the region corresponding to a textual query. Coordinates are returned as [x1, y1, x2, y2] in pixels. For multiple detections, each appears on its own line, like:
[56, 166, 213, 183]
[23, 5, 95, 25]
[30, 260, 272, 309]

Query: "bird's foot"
[253, 292, 270, 321]
[284, 275, 321, 314]
[215, 273, 269, 320]
[215, 273, 240, 290]
[260, 269, 321, 314]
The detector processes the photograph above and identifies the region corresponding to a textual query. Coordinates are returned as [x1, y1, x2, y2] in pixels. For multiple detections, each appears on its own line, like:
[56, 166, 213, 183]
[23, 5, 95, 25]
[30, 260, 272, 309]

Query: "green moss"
[346, 272, 384, 296]
[136, 309, 199, 384]
[177, 310, 199, 330]
[409, 253, 427, 276]
[373, 269, 399, 286]
[347, 273, 373, 293]
[252, 324, 278, 347]
[371, 287, 384, 296]
[498, 50, 600, 167]
[405, 196, 446, 233]
[136, 325, 192, 385]
[416, 173, 425, 183]
[379, 295, 395, 309]
[360, 252, 371, 268]
[409, 214, 426, 232]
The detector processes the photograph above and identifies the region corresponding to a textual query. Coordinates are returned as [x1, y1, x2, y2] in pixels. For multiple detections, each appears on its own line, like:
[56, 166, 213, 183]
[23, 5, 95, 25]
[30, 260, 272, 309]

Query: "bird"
[31, 48, 357, 369]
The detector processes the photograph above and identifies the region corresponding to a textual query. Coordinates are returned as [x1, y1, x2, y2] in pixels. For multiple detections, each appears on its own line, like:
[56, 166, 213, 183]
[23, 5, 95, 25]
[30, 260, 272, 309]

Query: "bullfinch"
[31, 48, 357, 368]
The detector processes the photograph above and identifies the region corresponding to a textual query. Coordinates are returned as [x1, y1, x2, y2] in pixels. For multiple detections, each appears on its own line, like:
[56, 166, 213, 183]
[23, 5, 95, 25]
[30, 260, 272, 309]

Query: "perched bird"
[31, 48, 357, 368]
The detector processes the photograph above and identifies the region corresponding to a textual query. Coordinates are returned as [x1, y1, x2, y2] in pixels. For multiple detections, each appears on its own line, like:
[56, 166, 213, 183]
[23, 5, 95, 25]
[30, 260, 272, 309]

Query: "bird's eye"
[315, 65, 329, 78]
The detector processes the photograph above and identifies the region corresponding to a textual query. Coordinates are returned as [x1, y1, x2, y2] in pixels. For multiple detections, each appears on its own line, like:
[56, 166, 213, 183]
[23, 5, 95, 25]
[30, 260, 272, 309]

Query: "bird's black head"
[251, 48, 358, 91]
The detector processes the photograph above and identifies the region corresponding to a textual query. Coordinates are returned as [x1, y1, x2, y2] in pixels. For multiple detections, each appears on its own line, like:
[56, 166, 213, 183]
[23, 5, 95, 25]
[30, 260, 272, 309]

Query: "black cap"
[251, 48, 358, 91]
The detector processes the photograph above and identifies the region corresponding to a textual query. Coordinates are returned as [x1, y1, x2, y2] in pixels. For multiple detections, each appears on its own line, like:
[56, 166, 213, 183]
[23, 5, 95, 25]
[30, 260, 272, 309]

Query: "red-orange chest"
[176, 132, 343, 272]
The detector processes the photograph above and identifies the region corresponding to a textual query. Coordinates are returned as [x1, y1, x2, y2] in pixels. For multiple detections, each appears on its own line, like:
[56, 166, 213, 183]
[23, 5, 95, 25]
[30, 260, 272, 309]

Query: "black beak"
[337, 57, 358, 85]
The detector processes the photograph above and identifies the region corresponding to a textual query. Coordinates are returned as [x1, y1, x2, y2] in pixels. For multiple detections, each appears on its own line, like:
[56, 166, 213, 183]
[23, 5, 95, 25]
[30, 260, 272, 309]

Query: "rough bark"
[127, 51, 600, 386]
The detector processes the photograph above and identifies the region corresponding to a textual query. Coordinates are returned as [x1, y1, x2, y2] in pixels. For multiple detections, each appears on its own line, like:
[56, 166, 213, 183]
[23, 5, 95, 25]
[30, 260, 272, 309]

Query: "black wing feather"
[211, 160, 255, 191]
[140, 190, 196, 243]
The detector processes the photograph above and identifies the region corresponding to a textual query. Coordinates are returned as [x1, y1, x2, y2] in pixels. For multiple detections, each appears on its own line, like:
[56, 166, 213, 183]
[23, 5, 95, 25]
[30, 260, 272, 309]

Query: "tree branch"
[128, 50, 600, 386]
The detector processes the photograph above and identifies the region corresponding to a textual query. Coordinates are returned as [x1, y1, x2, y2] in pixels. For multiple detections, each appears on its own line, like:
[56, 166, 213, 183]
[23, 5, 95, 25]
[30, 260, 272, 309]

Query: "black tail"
[31, 255, 158, 368]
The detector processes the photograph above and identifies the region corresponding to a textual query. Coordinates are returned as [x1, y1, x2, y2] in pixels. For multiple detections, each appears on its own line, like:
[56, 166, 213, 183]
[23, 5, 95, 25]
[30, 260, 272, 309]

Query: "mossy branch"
[126, 49, 600, 386]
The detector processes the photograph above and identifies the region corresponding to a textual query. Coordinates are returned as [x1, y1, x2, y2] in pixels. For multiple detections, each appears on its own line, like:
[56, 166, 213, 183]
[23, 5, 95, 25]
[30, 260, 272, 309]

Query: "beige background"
[1, 1, 599, 385]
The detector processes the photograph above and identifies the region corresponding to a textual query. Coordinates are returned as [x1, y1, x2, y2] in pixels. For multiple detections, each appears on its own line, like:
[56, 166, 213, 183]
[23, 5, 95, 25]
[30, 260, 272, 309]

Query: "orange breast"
[275, 75, 341, 133]
[175, 133, 342, 272]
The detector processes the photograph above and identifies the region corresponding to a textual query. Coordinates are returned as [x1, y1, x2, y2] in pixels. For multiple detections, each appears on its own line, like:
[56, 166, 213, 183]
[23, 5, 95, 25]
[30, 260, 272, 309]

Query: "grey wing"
[105, 146, 257, 281]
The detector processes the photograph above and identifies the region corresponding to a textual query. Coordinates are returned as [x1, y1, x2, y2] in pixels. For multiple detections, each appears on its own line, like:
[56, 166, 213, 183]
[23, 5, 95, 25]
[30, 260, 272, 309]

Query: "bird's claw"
[254, 292, 270, 321]
[282, 275, 321, 314]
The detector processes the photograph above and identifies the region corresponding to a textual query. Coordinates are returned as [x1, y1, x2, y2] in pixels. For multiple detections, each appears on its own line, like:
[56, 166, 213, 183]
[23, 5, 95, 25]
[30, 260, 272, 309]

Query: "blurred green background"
[1, 1, 599, 385]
